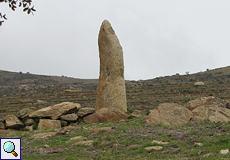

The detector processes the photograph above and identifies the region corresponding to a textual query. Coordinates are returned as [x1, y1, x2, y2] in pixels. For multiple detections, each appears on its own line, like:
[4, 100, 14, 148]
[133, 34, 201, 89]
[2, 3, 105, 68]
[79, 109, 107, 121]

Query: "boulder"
[208, 106, 230, 123]
[29, 102, 81, 120]
[15, 108, 33, 118]
[95, 20, 127, 113]
[60, 113, 78, 122]
[146, 103, 193, 126]
[188, 97, 230, 123]
[186, 97, 227, 111]
[2, 115, 24, 129]
[192, 105, 230, 123]
[24, 118, 34, 126]
[38, 119, 61, 130]
[192, 106, 209, 120]
[76, 107, 95, 117]
[83, 107, 128, 123]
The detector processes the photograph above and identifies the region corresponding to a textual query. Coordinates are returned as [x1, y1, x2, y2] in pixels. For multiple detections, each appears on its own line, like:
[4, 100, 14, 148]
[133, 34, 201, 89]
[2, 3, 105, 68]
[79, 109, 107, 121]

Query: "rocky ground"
[1, 116, 230, 159]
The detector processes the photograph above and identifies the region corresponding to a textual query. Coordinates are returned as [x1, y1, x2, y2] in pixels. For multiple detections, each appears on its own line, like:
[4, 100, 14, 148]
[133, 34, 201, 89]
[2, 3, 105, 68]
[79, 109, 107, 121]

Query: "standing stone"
[95, 20, 127, 113]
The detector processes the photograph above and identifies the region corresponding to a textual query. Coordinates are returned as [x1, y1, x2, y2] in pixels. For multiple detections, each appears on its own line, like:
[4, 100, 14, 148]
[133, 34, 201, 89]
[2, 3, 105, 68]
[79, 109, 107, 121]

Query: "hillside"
[0, 66, 230, 119]
[0, 70, 99, 98]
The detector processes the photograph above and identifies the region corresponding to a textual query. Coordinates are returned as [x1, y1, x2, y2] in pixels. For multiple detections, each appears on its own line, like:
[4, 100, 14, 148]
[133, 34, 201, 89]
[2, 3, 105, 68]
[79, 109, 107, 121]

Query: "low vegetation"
[1, 117, 230, 159]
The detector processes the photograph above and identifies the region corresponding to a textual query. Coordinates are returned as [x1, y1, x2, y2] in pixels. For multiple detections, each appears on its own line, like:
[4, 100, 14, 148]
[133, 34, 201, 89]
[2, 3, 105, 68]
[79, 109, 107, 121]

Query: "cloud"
[0, 1, 230, 80]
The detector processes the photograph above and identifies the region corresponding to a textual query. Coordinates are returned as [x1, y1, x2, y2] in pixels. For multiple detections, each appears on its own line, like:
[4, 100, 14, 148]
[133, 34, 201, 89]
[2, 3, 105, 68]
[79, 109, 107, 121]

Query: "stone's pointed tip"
[101, 19, 111, 26]
[102, 19, 110, 23]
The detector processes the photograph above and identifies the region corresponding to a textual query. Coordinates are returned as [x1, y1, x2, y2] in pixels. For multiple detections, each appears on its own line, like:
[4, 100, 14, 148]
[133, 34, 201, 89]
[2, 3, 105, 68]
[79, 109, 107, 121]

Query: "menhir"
[95, 20, 127, 113]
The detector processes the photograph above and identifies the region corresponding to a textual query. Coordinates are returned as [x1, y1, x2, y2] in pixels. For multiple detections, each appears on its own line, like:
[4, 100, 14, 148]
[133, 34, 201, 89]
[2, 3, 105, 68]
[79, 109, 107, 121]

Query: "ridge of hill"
[0, 70, 99, 86]
[0, 70, 99, 98]
[1, 65, 230, 86]
[141, 65, 230, 85]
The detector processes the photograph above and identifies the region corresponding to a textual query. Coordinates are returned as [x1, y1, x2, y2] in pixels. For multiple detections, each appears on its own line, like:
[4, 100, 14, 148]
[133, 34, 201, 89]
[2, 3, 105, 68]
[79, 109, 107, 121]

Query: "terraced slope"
[1, 66, 230, 119]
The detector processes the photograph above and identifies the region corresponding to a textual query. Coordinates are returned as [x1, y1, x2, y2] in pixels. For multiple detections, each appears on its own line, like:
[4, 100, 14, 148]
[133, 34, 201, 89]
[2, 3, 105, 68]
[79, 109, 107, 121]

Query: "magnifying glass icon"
[3, 141, 18, 157]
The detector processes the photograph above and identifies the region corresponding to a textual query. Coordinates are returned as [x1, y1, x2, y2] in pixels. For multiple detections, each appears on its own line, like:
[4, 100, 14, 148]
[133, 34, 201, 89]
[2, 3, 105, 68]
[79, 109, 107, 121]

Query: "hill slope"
[0, 66, 230, 119]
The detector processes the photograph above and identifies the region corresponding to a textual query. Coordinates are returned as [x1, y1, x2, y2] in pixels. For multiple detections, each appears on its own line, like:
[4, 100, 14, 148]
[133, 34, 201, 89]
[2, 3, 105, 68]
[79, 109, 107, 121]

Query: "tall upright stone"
[95, 20, 127, 113]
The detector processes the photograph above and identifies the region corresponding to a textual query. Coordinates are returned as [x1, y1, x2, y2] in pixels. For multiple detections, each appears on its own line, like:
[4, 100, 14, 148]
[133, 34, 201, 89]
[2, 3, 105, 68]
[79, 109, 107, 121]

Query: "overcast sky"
[1, 1, 230, 80]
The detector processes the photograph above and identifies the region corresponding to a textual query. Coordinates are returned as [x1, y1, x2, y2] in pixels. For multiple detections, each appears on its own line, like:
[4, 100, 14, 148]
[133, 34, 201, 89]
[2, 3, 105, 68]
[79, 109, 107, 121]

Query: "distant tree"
[185, 71, 189, 75]
[0, 0, 36, 26]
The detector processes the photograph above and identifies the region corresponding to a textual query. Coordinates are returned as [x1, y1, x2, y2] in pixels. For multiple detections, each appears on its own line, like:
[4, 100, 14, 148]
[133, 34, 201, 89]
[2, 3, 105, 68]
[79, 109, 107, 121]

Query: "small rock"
[63, 126, 81, 131]
[144, 146, 163, 152]
[70, 136, 86, 141]
[151, 140, 169, 145]
[69, 122, 78, 126]
[127, 144, 141, 150]
[44, 144, 49, 148]
[60, 120, 68, 127]
[30, 132, 56, 139]
[30, 131, 67, 139]
[24, 126, 33, 131]
[75, 140, 94, 146]
[220, 149, 229, 155]
[113, 144, 119, 147]
[131, 110, 144, 118]
[37, 100, 46, 104]
[87, 127, 112, 134]
[194, 143, 203, 147]
[55, 130, 68, 136]
[194, 82, 204, 86]
[202, 152, 214, 157]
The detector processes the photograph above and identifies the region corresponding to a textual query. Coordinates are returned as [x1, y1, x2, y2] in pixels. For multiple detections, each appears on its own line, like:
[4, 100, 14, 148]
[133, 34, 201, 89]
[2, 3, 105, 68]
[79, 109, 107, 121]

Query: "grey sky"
[1, 1, 230, 80]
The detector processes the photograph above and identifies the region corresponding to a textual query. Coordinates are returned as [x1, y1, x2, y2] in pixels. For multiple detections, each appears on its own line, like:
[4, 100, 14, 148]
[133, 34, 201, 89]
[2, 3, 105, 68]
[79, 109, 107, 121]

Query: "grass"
[1, 117, 230, 159]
